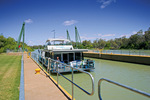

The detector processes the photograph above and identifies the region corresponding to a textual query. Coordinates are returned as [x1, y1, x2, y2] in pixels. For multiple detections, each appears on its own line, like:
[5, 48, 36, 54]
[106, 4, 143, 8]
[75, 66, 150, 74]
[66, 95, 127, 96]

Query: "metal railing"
[31, 52, 94, 100]
[89, 49, 150, 56]
[98, 78, 150, 100]
[19, 53, 25, 100]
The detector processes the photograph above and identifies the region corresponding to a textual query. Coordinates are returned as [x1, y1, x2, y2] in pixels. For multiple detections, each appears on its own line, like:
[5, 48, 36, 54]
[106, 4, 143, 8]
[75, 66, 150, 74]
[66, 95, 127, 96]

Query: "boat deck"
[24, 54, 68, 100]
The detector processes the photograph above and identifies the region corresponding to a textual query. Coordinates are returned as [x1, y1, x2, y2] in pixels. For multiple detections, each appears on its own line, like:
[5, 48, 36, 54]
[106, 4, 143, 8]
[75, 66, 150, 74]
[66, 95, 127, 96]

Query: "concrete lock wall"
[83, 52, 150, 65]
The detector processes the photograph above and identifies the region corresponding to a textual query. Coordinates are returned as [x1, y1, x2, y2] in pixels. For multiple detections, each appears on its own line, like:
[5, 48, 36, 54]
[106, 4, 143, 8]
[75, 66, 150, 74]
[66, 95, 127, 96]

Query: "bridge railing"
[98, 78, 150, 100]
[31, 52, 94, 100]
[89, 49, 150, 56]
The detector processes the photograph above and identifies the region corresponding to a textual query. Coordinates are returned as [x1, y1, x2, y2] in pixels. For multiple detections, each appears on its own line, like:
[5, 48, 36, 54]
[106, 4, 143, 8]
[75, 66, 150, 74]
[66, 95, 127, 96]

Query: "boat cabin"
[44, 39, 73, 50]
[42, 49, 87, 64]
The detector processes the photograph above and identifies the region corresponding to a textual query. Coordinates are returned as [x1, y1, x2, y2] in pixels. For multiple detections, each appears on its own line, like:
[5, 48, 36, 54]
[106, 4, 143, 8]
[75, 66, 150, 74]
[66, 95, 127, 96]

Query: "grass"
[0, 53, 22, 100]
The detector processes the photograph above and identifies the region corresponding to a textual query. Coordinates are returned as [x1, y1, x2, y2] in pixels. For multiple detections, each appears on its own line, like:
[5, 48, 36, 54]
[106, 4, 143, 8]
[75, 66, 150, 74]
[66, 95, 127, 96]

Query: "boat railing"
[98, 78, 150, 100]
[31, 52, 94, 100]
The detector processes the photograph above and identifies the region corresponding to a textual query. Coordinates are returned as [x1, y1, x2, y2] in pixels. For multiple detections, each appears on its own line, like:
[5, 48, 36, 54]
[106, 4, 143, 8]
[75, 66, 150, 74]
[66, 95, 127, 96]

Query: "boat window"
[54, 54, 61, 61]
[69, 53, 74, 61]
[45, 52, 50, 57]
[63, 54, 68, 63]
[49, 40, 72, 45]
[82, 53, 84, 60]
[75, 52, 82, 61]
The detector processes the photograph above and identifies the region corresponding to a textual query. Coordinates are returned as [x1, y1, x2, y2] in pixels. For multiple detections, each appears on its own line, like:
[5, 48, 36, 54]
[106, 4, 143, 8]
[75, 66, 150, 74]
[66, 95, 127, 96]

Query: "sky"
[0, 0, 150, 45]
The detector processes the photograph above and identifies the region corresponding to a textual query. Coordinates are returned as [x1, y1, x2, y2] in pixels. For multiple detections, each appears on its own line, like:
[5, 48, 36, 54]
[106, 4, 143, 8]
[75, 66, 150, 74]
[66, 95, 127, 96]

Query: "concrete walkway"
[24, 54, 68, 100]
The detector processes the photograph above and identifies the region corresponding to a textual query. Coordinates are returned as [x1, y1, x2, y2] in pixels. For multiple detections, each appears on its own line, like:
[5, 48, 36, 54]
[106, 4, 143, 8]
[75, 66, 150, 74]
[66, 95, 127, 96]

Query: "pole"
[54, 30, 55, 39]
[75, 27, 77, 48]
[71, 67, 74, 100]
[23, 22, 25, 52]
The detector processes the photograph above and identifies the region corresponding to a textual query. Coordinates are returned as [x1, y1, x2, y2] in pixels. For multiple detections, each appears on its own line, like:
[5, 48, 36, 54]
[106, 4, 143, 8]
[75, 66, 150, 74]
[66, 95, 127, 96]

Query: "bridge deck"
[24, 54, 68, 100]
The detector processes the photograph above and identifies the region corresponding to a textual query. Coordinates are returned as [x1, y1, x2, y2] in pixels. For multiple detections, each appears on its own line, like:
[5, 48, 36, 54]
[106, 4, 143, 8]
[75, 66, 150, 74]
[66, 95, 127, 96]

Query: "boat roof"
[46, 38, 71, 42]
[43, 49, 88, 53]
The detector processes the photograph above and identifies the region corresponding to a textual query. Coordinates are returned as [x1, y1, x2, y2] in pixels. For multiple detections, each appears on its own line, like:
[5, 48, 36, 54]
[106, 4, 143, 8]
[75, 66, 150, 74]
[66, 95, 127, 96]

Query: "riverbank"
[0, 54, 21, 100]
[83, 52, 150, 65]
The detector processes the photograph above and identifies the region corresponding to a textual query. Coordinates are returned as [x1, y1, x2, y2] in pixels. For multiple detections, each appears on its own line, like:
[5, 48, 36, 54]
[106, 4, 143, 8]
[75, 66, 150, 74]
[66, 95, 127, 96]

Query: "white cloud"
[81, 36, 97, 40]
[102, 34, 115, 37]
[25, 19, 33, 24]
[98, 34, 102, 36]
[27, 40, 34, 46]
[57, 36, 65, 39]
[120, 35, 127, 37]
[98, 33, 115, 37]
[81, 33, 115, 41]
[132, 31, 137, 34]
[119, 31, 138, 38]
[63, 20, 78, 26]
[97, 0, 116, 9]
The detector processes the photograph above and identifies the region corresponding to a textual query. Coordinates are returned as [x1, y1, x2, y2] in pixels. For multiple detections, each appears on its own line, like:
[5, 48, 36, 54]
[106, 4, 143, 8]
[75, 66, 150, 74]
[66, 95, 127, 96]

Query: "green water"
[49, 57, 150, 100]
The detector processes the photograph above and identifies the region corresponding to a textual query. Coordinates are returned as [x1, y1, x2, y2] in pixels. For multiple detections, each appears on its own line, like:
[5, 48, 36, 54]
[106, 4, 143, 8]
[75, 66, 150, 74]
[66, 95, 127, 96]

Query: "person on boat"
[57, 57, 60, 61]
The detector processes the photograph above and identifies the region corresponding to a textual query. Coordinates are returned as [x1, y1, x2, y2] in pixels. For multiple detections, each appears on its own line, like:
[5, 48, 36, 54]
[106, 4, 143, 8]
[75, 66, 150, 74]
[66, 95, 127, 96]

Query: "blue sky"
[0, 0, 150, 45]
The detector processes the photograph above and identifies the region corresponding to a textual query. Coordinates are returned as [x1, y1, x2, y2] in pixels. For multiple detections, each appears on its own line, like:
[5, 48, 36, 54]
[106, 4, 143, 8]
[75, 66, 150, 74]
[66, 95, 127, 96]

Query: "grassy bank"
[0, 54, 21, 100]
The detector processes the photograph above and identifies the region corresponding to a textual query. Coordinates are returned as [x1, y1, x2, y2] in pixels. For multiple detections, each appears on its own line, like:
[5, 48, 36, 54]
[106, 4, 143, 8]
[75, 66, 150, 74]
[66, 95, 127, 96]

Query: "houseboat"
[38, 39, 94, 73]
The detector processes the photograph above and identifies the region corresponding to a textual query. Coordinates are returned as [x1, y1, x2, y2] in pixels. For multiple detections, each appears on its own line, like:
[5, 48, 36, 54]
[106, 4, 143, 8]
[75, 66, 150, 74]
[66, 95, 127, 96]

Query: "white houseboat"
[38, 39, 94, 73]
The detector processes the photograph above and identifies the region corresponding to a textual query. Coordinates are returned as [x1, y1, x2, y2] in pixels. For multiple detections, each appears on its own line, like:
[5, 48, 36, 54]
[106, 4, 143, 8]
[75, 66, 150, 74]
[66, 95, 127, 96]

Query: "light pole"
[51, 30, 55, 39]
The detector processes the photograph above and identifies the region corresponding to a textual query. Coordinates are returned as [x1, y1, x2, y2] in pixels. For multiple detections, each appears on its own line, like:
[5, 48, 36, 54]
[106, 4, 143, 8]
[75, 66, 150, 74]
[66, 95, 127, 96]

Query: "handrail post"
[42, 56, 44, 66]
[47, 58, 49, 72]
[49, 58, 51, 75]
[71, 67, 74, 100]
[56, 61, 59, 85]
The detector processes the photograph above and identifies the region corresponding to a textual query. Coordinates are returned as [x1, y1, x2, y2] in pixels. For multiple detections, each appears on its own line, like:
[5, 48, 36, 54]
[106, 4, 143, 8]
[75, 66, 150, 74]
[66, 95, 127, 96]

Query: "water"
[31, 51, 150, 100]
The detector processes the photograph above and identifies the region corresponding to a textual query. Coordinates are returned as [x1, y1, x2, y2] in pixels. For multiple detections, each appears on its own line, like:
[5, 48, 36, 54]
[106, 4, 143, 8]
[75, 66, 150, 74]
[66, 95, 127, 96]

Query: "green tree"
[93, 39, 98, 48]
[120, 36, 128, 49]
[82, 40, 93, 49]
[0, 35, 6, 53]
[97, 39, 106, 49]
[4, 37, 16, 51]
[144, 27, 150, 49]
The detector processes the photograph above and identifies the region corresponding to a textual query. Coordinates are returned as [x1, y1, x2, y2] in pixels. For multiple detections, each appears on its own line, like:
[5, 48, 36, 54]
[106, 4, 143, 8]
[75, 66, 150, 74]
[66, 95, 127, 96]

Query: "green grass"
[0, 54, 21, 100]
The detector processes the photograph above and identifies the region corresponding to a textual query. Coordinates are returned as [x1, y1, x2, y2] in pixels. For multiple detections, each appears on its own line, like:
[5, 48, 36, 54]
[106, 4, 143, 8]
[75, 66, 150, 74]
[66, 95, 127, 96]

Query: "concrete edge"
[19, 53, 25, 100]
[84, 52, 150, 65]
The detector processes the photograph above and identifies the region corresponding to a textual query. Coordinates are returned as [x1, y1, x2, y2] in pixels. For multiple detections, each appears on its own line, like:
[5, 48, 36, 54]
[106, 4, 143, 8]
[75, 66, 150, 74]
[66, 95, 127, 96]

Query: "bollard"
[35, 68, 41, 74]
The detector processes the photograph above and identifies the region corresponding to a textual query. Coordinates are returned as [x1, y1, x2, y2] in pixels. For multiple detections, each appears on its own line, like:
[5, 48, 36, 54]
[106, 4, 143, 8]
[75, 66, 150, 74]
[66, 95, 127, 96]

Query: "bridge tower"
[16, 22, 25, 52]
[75, 26, 81, 48]
[66, 30, 71, 41]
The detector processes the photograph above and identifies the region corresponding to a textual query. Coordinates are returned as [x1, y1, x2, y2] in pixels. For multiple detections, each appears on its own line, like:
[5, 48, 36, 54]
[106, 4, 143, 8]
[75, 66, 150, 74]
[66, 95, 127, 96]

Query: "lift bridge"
[16, 22, 25, 52]
[67, 26, 82, 49]
[16, 22, 82, 51]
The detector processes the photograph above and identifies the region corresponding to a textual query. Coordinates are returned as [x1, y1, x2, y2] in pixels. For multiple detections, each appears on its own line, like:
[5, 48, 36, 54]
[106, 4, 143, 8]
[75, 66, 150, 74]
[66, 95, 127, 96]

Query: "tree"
[82, 40, 93, 49]
[144, 27, 150, 49]
[97, 39, 106, 49]
[93, 39, 98, 48]
[4, 37, 16, 51]
[120, 36, 128, 49]
[0, 35, 6, 53]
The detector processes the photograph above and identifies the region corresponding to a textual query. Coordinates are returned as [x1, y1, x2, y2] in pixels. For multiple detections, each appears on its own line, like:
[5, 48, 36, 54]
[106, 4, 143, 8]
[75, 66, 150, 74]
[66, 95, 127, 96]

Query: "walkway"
[24, 54, 68, 100]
